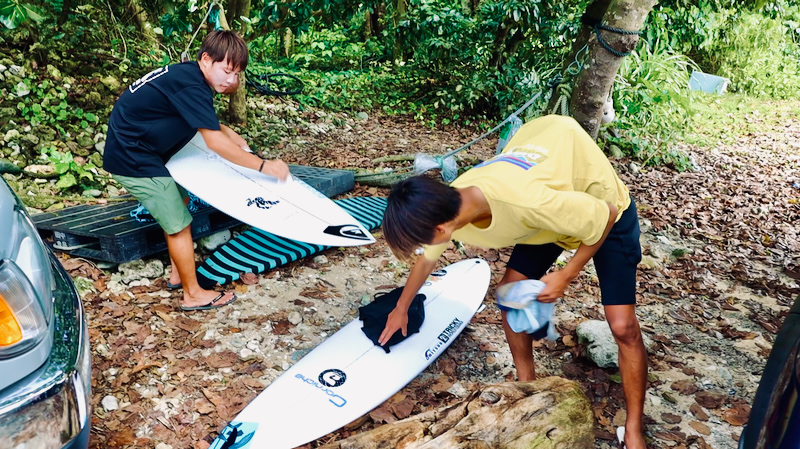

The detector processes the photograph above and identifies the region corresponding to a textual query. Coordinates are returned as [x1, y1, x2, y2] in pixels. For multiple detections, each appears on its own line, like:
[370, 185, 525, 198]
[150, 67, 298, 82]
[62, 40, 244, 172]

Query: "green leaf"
[55, 173, 77, 189]
[0, 1, 45, 29]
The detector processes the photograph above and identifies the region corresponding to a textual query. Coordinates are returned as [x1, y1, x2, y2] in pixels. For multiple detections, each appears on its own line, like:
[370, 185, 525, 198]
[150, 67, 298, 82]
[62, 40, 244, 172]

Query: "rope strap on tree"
[181, 0, 223, 62]
[593, 23, 643, 57]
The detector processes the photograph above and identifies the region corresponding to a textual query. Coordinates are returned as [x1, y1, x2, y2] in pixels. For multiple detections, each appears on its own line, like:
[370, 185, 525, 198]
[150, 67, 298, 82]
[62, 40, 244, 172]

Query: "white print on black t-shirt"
[129, 66, 169, 93]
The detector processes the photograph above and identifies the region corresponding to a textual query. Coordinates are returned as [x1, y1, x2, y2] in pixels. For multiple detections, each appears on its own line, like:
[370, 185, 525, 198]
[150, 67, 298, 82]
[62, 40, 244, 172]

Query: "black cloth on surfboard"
[195, 196, 387, 288]
[359, 286, 425, 353]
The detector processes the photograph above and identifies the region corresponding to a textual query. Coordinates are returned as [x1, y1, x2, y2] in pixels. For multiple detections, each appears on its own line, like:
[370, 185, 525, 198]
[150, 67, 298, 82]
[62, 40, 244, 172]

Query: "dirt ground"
[61, 100, 800, 449]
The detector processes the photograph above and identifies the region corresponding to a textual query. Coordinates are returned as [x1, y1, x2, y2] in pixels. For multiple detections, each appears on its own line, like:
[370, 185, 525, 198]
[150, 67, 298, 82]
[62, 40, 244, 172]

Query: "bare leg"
[499, 268, 537, 381]
[605, 304, 648, 449]
[167, 196, 190, 286]
[165, 224, 234, 308]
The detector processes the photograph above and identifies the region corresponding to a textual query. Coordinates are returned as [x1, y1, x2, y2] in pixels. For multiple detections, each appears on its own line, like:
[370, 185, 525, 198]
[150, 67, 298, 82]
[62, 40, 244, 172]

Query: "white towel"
[497, 280, 559, 340]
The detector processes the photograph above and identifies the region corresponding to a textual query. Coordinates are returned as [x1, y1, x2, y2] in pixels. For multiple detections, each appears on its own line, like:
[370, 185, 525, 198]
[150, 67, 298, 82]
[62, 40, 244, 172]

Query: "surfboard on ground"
[197, 196, 387, 288]
[208, 258, 491, 449]
[165, 132, 375, 247]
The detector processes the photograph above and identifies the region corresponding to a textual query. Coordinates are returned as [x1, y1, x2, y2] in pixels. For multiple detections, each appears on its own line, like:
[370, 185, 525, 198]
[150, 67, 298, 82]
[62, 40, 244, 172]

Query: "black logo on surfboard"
[246, 197, 280, 209]
[319, 369, 347, 387]
[323, 224, 370, 240]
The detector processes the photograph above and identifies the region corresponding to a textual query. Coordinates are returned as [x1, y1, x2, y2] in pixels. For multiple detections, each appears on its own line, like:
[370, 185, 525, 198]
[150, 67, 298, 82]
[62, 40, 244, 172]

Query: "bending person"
[381, 114, 648, 449]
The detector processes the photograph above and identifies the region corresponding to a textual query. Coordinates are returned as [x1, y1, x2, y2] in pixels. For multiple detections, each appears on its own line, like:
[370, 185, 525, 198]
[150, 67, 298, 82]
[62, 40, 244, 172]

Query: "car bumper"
[0, 253, 92, 449]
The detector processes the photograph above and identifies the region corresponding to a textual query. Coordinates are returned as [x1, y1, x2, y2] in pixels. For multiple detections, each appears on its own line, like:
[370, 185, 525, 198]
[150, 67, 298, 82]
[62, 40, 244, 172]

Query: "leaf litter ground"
[62, 100, 800, 449]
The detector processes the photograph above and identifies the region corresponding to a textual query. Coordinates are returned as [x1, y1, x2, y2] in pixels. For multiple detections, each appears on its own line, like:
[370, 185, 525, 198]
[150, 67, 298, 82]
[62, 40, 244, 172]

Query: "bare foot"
[620, 426, 647, 449]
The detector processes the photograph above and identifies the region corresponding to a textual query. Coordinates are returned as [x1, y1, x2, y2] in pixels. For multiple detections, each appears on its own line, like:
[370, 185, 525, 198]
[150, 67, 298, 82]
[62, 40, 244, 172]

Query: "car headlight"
[0, 259, 49, 358]
[10, 207, 54, 324]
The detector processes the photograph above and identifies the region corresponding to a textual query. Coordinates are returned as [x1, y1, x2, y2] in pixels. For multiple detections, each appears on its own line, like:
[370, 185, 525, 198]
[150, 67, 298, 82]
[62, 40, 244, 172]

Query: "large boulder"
[320, 377, 595, 449]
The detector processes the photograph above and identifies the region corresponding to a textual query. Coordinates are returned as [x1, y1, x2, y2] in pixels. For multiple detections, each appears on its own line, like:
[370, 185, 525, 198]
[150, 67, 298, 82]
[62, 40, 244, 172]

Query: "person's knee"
[608, 317, 642, 346]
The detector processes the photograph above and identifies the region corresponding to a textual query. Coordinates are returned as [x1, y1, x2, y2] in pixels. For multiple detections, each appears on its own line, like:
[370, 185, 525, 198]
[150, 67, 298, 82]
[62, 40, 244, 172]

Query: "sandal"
[180, 292, 237, 311]
[617, 426, 626, 448]
[166, 280, 183, 290]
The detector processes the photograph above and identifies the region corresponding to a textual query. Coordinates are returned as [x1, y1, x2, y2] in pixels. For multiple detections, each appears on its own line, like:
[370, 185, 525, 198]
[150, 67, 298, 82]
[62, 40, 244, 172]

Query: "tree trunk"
[226, 0, 251, 126]
[546, 0, 612, 112]
[364, 9, 374, 41]
[58, 0, 72, 25]
[570, 0, 656, 138]
[392, 0, 408, 62]
[488, 19, 512, 69]
[279, 28, 295, 58]
[124, 0, 157, 41]
[318, 378, 594, 449]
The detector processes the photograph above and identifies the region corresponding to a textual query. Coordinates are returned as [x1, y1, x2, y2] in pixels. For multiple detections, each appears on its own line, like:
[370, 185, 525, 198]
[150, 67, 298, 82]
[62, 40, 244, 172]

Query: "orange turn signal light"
[0, 294, 22, 346]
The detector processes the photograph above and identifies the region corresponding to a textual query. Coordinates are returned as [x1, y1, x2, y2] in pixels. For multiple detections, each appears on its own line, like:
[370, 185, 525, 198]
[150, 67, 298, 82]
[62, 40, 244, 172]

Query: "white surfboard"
[209, 258, 491, 449]
[165, 132, 375, 247]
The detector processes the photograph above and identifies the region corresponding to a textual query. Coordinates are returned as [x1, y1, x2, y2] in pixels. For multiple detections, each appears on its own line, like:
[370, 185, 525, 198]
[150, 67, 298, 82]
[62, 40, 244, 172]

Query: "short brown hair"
[384, 176, 461, 260]
[197, 30, 248, 71]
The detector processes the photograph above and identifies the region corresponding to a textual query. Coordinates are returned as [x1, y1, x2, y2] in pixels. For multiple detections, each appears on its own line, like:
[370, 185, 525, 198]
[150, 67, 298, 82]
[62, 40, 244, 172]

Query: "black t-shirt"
[103, 61, 220, 177]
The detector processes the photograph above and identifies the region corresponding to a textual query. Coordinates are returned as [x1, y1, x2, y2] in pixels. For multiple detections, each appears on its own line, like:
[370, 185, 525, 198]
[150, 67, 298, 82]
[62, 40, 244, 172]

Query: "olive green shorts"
[113, 174, 192, 235]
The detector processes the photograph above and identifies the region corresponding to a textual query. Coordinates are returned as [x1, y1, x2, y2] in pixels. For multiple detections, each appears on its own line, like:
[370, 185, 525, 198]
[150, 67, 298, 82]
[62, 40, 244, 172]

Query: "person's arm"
[378, 256, 438, 346]
[199, 128, 289, 181]
[537, 202, 618, 302]
[219, 124, 249, 151]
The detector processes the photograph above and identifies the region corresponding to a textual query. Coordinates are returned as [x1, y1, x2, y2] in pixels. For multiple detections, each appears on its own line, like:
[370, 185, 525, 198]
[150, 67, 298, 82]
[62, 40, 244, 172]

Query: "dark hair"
[197, 30, 249, 71]
[384, 176, 461, 260]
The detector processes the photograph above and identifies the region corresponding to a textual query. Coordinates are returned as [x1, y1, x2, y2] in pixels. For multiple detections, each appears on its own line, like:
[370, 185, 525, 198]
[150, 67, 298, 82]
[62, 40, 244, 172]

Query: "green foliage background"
[2, 0, 800, 195]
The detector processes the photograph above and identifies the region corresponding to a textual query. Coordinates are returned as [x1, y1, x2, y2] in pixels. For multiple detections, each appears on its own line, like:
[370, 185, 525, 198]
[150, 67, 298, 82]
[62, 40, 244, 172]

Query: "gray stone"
[288, 311, 303, 325]
[101, 395, 119, 411]
[576, 320, 619, 368]
[199, 230, 231, 252]
[117, 259, 165, 284]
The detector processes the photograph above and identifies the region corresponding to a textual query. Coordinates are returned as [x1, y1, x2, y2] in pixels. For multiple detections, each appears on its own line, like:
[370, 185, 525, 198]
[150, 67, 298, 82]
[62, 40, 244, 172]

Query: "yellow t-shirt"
[424, 115, 631, 261]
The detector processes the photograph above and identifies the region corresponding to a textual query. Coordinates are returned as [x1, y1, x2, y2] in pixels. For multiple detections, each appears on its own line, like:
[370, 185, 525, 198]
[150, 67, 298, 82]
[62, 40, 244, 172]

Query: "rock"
[101, 395, 119, 411]
[0, 158, 21, 174]
[318, 377, 595, 449]
[639, 255, 663, 270]
[23, 164, 59, 179]
[76, 135, 94, 148]
[4, 129, 20, 142]
[34, 125, 57, 142]
[100, 75, 121, 93]
[89, 152, 104, 167]
[313, 255, 329, 264]
[288, 311, 303, 325]
[15, 81, 29, 97]
[356, 112, 369, 120]
[117, 259, 165, 284]
[155, 444, 173, 449]
[82, 189, 102, 198]
[576, 320, 619, 368]
[199, 230, 231, 252]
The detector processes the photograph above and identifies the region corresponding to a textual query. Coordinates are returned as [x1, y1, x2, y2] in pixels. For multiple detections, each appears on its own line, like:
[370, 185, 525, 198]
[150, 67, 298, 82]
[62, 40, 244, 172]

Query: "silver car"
[0, 176, 91, 448]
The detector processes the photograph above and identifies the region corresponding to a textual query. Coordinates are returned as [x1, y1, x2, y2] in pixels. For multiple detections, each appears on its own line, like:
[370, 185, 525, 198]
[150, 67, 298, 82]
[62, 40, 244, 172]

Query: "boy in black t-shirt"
[105, 30, 289, 311]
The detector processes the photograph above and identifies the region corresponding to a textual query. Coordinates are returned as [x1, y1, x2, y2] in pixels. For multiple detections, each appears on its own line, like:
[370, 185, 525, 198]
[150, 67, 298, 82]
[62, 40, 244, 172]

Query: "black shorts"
[506, 196, 642, 307]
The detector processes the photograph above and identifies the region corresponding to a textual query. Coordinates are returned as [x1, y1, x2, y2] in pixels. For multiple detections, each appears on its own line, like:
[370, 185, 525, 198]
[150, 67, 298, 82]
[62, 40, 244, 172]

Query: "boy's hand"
[260, 159, 290, 181]
[379, 307, 408, 346]
[537, 271, 570, 303]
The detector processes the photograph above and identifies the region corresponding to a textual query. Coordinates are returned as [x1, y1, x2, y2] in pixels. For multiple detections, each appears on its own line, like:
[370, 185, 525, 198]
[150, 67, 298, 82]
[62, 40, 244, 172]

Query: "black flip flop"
[180, 292, 237, 311]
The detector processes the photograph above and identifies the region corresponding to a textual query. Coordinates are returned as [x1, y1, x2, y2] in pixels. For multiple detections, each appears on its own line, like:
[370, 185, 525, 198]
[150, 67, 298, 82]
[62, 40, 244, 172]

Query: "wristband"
[259, 160, 265, 173]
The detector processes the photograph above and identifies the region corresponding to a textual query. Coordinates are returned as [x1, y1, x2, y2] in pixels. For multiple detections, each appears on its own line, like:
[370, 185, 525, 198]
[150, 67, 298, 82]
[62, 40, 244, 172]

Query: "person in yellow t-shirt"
[380, 115, 648, 449]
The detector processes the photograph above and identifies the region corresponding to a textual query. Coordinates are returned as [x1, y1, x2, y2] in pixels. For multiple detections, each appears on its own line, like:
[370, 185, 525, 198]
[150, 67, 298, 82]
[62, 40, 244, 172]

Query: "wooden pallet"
[31, 165, 355, 263]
